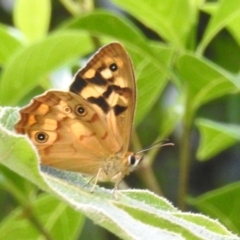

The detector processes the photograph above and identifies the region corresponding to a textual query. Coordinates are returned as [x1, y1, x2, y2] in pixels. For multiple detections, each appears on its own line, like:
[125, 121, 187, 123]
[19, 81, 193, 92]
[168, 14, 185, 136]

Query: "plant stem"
[178, 95, 193, 210]
[178, 123, 191, 210]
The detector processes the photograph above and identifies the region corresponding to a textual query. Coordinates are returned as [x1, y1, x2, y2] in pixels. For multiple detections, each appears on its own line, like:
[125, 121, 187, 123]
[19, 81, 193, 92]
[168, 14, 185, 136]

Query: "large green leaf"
[0, 107, 238, 240]
[0, 31, 92, 106]
[113, 0, 197, 49]
[133, 43, 173, 125]
[62, 10, 146, 47]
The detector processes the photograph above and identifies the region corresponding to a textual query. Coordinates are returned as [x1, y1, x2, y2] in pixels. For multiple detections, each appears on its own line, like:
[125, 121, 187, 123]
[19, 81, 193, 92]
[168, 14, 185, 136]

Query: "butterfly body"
[15, 42, 142, 189]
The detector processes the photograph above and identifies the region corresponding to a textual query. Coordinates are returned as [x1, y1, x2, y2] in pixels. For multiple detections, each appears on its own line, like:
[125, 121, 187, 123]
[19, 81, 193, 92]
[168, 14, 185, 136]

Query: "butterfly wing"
[15, 42, 136, 178]
[14, 90, 122, 174]
[70, 42, 136, 154]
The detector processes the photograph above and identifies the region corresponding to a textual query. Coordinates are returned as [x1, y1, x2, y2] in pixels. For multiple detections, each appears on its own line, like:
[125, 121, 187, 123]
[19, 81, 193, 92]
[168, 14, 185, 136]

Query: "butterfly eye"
[76, 105, 87, 116]
[127, 154, 143, 172]
[109, 63, 118, 72]
[35, 132, 48, 143]
[129, 155, 136, 165]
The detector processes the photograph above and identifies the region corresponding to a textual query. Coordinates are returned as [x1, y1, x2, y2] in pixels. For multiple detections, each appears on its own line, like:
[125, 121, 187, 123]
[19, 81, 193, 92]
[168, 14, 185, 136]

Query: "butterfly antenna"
[136, 139, 174, 154]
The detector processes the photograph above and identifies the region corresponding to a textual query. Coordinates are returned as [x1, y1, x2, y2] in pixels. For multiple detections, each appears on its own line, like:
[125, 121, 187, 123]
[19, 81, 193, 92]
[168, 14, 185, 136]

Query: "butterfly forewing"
[70, 43, 136, 154]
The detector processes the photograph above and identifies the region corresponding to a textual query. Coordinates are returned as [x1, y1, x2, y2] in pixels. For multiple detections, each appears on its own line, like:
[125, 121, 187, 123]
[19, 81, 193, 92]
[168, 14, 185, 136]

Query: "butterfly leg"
[90, 168, 103, 193]
[82, 175, 95, 188]
[112, 172, 124, 200]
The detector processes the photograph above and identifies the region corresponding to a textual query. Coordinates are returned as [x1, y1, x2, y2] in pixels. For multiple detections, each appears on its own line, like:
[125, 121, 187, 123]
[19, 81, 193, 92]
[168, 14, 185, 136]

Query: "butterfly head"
[126, 153, 143, 172]
[125, 141, 174, 173]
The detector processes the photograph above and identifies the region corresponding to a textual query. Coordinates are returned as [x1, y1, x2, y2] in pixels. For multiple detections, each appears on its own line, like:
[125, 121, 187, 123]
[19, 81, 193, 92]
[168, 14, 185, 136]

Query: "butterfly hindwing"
[14, 90, 123, 174]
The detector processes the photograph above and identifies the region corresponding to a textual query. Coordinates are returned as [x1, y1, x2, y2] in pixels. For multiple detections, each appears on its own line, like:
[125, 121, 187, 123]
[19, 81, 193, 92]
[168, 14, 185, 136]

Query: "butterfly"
[14, 42, 143, 195]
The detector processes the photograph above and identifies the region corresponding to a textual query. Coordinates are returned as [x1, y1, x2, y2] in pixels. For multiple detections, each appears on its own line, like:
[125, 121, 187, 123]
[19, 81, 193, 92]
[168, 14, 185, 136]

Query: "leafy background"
[0, 0, 240, 239]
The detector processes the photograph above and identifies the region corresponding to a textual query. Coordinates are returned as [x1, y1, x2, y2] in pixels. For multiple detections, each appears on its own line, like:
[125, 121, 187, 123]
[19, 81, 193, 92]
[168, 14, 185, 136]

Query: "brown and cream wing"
[14, 90, 121, 174]
[70, 42, 136, 154]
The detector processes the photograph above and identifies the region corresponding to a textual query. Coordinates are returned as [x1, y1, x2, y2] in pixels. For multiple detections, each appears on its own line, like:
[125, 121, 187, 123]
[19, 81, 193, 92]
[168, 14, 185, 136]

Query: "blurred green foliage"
[1, 0, 240, 239]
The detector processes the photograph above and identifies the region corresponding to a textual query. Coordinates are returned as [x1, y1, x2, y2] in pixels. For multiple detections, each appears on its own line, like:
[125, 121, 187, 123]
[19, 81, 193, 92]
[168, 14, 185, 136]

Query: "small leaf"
[201, 2, 240, 56]
[0, 194, 84, 240]
[189, 182, 240, 235]
[196, 118, 240, 160]
[198, 0, 240, 53]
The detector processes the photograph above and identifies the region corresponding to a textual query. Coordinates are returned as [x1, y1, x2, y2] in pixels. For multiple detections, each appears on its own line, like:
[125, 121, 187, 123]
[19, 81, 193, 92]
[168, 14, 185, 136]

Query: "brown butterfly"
[14, 42, 143, 195]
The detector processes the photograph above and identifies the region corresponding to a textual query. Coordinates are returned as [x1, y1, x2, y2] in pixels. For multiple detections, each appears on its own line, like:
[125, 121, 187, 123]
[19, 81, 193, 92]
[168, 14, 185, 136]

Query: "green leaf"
[189, 182, 240, 235]
[0, 108, 51, 191]
[227, 15, 240, 45]
[13, 0, 51, 42]
[0, 31, 92, 106]
[198, 0, 240, 54]
[134, 43, 174, 125]
[0, 26, 22, 65]
[196, 118, 240, 160]
[113, 0, 197, 49]
[62, 10, 146, 46]
[0, 107, 238, 240]
[200, 2, 240, 55]
[63, 11, 172, 76]
[177, 54, 240, 111]
[200, 2, 218, 15]
[0, 194, 84, 240]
